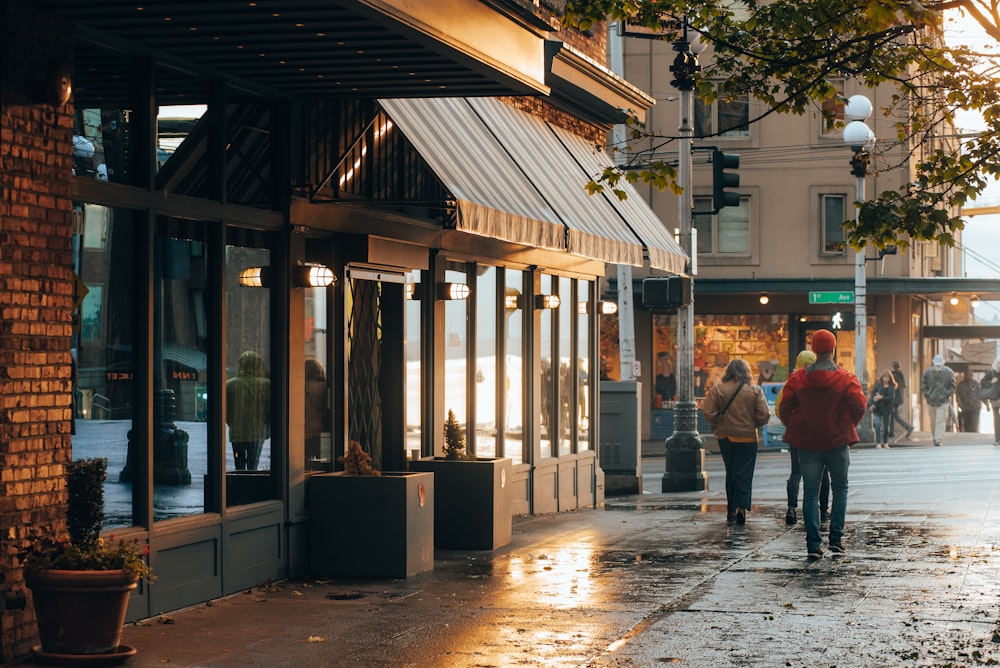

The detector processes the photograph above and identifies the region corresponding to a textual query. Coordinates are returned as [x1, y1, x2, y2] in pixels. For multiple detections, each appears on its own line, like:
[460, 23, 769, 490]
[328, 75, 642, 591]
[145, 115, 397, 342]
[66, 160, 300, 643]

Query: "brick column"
[0, 1, 74, 660]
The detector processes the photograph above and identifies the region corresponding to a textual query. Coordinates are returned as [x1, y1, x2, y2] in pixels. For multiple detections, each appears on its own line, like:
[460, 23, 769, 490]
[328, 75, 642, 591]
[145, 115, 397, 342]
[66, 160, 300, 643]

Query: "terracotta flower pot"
[26, 569, 138, 655]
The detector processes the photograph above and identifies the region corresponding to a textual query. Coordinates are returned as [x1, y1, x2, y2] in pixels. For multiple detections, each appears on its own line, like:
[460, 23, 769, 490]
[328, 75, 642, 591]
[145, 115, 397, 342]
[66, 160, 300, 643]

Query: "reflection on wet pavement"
[98, 442, 1000, 668]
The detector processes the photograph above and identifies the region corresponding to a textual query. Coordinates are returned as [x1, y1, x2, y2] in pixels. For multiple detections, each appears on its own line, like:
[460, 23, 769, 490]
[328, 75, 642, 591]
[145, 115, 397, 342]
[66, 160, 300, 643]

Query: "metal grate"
[346, 277, 383, 469]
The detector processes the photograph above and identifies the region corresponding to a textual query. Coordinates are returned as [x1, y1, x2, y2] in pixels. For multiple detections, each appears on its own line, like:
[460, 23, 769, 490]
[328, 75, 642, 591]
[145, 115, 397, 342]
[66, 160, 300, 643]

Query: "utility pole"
[662, 27, 707, 492]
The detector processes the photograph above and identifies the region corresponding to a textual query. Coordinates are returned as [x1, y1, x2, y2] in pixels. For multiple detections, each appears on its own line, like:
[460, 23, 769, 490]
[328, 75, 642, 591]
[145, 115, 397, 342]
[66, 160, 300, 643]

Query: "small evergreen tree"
[443, 409, 470, 460]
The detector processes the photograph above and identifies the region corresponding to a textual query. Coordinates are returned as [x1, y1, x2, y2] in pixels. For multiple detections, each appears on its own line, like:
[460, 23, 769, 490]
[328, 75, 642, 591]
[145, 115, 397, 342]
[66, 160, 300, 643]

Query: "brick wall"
[502, 96, 607, 146]
[540, 0, 608, 64]
[0, 1, 74, 660]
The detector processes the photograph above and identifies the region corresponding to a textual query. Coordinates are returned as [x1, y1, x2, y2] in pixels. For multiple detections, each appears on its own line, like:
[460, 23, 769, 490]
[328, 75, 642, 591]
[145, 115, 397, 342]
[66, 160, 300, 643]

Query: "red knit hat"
[811, 329, 837, 353]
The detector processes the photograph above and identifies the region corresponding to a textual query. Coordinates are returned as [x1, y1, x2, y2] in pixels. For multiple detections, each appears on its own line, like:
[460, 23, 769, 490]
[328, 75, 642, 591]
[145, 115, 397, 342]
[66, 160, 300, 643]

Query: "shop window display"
[649, 314, 790, 408]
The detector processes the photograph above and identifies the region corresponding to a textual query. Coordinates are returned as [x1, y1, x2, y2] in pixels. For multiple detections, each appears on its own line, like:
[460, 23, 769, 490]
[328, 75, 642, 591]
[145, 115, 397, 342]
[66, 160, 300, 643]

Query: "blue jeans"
[798, 446, 850, 552]
[718, 438, 758, 512]
[786, 447, 830, 511]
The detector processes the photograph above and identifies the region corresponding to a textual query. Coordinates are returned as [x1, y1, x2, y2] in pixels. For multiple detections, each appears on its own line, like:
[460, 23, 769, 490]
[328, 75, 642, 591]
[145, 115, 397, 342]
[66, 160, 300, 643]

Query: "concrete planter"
[409, 457, 512, 550]
[309, 471, 434, 578]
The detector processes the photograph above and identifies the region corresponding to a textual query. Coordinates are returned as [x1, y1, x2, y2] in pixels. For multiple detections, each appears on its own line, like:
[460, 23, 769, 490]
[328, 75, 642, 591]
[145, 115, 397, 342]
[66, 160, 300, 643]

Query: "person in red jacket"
[778, 329, 867, 560]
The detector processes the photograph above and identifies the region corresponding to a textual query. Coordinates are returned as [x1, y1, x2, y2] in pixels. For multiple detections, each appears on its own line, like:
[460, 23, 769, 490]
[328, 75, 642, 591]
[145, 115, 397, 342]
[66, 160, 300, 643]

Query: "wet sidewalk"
[16, 432, 1000, 667]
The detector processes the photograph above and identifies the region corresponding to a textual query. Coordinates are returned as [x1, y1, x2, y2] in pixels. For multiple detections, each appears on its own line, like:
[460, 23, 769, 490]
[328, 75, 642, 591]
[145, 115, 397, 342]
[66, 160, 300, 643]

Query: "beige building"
[610, 28, 1000, 443]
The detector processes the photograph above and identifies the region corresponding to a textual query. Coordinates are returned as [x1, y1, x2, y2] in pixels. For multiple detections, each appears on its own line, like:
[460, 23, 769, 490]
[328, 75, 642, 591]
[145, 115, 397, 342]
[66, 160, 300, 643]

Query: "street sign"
[809, 291, 854, 304]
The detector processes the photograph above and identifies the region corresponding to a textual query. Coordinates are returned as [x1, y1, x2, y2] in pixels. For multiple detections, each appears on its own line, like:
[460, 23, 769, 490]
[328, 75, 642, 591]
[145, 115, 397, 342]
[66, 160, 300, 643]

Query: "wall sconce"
[408, 282, 470, 301]
[504, 293, 523, 310]
[37, 60, 72, 107]
[440, 282, 470, 301]
[293, 263, 335, 288]
[239, 266, 270, 287]
[971, 295, 981, 309]
[577, 300, 618, 315]
[949, 292, 960, 306]
[759, 292, 770, 305]
[534, 293, 561, 310]
[239, 263, 335, 288]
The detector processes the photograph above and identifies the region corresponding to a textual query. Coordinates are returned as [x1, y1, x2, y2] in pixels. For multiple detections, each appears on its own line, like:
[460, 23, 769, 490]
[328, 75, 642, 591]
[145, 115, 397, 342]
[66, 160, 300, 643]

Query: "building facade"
[613, 29, 1000, 445]
[0, 1, 686, 660]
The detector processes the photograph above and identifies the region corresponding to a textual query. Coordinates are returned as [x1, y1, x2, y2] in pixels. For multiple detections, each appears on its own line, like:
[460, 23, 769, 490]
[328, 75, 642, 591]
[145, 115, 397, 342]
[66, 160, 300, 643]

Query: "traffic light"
[831, 310, 855, 331]
[712, 149, 740, 211]
[642, 276, 691, 308]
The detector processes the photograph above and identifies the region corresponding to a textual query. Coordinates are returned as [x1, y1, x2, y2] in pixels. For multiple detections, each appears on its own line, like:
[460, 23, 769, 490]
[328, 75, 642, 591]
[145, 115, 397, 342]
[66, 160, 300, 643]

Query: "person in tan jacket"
[701, 358, 771, 524]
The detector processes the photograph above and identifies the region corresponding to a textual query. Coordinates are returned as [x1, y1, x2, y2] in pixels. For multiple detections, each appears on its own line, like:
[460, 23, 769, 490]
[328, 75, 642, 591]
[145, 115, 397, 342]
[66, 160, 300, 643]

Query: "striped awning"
[378, 97, 687, 273]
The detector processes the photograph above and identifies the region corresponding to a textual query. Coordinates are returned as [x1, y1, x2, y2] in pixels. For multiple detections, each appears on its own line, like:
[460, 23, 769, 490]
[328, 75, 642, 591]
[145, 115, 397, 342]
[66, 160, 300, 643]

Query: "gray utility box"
[599, 380, 642, 495]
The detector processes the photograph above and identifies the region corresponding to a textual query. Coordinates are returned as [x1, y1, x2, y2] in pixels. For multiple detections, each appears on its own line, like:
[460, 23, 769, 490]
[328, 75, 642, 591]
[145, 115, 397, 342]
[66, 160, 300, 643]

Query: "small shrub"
[443, 410, 472, 460]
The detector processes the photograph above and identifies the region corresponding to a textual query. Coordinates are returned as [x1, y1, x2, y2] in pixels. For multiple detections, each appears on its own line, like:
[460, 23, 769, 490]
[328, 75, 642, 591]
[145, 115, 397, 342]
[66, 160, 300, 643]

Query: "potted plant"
[410, 410, 513, 550]
[309, 441, 434, 577]
[23, 457, 152, 661]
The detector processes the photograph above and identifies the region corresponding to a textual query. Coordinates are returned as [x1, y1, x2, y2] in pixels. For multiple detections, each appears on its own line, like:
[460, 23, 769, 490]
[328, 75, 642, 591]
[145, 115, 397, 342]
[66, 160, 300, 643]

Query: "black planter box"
[409, 457, 512, 550]
[309, 471, 434, 578]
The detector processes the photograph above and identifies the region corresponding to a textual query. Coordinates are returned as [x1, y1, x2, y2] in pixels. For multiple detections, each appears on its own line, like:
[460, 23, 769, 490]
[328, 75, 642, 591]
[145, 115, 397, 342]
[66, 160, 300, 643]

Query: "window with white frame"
[693, 196, 750, 256]
[821, 194, 848, 254]
[694, 84, 750, 138]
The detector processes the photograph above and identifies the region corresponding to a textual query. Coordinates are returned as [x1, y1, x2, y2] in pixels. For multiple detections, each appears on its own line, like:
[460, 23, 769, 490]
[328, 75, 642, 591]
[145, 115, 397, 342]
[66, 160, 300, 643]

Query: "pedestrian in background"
[981, 358, 1000, 445]
[955, 371, 982, 433]
[226, 350, 271, 470]
[777, 349, 830, 526]
[921, 354, 955, 447]
[779, 329, 867, 560]
[890, 360, 913, 441]
[702, 358, 770, 525]
[868, 370, 897, 448]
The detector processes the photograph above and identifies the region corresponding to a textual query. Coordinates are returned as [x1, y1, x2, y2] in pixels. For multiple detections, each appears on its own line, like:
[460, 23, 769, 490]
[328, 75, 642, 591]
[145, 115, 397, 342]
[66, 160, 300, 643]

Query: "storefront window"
[503, 269, 525, 464]
[72, 40, 136, 186]
[475, 266, 498, 457]
[443, 263, 469, 445]
[599, 309, 620, 382]
[152, 224, 211, 517]
[577, 279, 592, 451]
[404, 269, 422, 460]
[540, 274, 556, 458]
[558, 276, 573, 456]
[225, 243, 274, 506]
[652, 314, 789, 408]
[72, 205, 137, 530]
[304, 275, 331, 472]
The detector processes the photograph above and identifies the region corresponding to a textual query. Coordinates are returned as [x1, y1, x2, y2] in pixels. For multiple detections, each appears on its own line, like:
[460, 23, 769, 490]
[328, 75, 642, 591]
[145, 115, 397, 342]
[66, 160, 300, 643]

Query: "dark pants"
[787, 446, 830, 511]
[958, 406, 980, 432]
[719, 438, 758, 512]
[993, 403, 1000, 444]
[874, 412, 892, 444]
[232, 439, 264, 471]
[799, 446, 850, 553]
[890, 404, 912, 436]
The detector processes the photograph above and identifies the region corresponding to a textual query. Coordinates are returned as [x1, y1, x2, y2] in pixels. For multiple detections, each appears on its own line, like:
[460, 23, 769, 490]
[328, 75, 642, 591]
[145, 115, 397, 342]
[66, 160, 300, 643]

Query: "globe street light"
[843, 94, 874, 400]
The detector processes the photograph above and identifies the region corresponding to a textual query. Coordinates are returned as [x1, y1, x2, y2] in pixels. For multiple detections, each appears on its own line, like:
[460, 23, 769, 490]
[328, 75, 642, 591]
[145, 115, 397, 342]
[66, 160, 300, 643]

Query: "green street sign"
[809, 291, 855, 304]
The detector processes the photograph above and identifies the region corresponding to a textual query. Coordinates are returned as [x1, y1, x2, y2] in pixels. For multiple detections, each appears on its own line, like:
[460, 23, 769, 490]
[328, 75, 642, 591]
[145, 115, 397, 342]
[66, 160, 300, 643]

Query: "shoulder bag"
[718, 381, 746, 417]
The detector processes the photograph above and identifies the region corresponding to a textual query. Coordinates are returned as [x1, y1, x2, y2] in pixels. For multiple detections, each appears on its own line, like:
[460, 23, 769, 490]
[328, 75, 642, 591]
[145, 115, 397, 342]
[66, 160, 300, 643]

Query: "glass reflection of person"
[654, 353, 676, 404]
[304, 358, 327, 463]
[226, 350, 271, 471]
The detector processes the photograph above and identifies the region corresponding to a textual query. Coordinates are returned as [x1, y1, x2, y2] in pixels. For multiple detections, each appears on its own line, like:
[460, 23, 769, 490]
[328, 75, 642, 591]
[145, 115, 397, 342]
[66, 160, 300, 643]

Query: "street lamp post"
[843, 95, 875, 442]
[662, 29, 708, 492]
